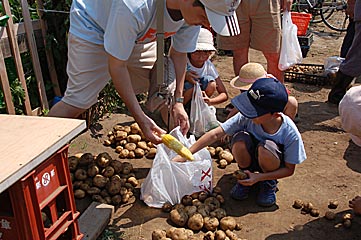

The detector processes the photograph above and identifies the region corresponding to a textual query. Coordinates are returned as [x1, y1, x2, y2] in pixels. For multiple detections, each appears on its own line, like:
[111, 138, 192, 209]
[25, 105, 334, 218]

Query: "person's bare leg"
[232, 48, 249, 77]
[264, 52, 283, 83]
[284, 96, 298, 120]
[48, 101, 86, 118]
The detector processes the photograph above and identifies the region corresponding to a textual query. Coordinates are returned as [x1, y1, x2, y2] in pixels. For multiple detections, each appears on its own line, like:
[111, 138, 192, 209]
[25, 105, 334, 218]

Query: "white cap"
[200, 0, 241, 36]
[196, 28, 217, 51]
[339, 85, 361, 147]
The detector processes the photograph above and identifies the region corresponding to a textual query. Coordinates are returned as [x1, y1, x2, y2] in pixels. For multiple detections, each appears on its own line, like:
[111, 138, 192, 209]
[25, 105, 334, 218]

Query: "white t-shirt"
[221, 113, 307, 165]
[187, 59, 219, 80]
[69, 0, 200, 61]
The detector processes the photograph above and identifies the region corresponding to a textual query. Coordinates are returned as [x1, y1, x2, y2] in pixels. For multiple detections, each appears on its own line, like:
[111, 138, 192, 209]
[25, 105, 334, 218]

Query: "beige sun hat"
[230, 63, 267, 91]
[196, 28, 217, 52]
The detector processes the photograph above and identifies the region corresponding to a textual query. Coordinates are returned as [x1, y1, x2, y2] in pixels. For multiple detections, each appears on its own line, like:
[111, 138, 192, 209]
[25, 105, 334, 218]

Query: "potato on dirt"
[68, 156, 79, 172]
[125, 142, 137, 151]
[207, 146, 216, 157]
[124, 135, 139, 144]
[115, 145, 124, 153]
[198, 191, 208, 202]
[204, 197, 221, 211]
[162, 202, 173, 213]
[170, 208, 188, 227]
[74, 189, 86, 199]
[218, 159, 228, 169]
[225, 229, 239, 240]
[166, 227, 193, 240]
[324, 211, 336, 220]
[113, 125, 125, 132]
[293, 199, 304, 209]
[130, 123, 141, 134]
[310, 208, 320, 217]
[96, 152, 112, 168]
[210, 208, 227, 220]
[220, 216, 237, 231]
[102, 166, 115, 178]
[110, 160, 123, 173]
[187, 213, 204, 231]
[152, 229, 167, 240]
[127, 176, 138, 187]
[214, 230, 227, 240]
[203, 216, 219, 231]
[92, 194, 107, 204]
[342, 213, 352, 221]
[134, 148, 145, 158]
[86, 186, 101, 195]
[328, 200, 339, 209]
[137, 141, 149, 150]
[119, 149, 130, 158]
[145, 148, 157, 159]
[78, 152, 94, 167]
[106, 180, 122, 195]
[127, 151, 136, 159]
[93, 174, 109, 188]
[204, 231, 215, 240]
[184, 205, 197, 217]
[111, 194, 122, 205]
[87, 164, 100, 177]
[343, 219, 352, 228]
[74, 168, 87, 180]
[301, 202, 314, 213]
[181, 195, 193, 206]
[115, 130, 127, 141]
[219, 150, 233, 163]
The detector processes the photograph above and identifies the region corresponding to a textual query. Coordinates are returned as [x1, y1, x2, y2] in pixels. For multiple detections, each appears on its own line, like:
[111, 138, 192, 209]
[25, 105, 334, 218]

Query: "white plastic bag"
[278, 10, 303, 71]
[324, 56, 345, 75]
[189, 83, 219, 137]
[140, 127, 212, 208]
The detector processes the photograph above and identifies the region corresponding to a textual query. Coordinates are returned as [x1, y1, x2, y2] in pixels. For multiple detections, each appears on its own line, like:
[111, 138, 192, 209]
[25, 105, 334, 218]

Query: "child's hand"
[238, 170, 260, 186]
[349, 195, 361, 215]
[185, 70, 199, 84]
[202, 91, 211, 104]
[172, 155, 187, 162]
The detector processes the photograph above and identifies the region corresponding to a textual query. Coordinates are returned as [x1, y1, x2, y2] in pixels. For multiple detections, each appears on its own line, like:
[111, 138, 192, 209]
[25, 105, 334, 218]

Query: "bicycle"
[292, 0, 349, 32]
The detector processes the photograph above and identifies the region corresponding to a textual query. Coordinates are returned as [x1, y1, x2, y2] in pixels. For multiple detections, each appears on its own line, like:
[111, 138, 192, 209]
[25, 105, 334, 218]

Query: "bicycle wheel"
[321, 0, 349, 32]
[294, 0, 323, 23]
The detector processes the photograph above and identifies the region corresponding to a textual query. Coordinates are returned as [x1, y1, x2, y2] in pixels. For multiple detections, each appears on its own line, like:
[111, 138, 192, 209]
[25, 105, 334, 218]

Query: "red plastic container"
[291, 12, 312, 36]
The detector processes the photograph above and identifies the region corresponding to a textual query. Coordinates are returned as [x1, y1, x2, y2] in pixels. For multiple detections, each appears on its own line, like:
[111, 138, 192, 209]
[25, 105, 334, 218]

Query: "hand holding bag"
[278, 10, 303, 71]
[140, 127, 212, 208]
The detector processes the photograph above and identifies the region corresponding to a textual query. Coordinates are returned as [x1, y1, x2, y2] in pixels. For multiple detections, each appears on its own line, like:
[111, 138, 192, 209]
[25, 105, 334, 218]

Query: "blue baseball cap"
[231, 78, 288, 119]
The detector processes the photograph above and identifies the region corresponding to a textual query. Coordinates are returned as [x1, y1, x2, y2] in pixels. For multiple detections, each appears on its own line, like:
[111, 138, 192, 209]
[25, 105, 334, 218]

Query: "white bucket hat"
[196, 28, 217, 51]
[200, 0, 241, 36]
[339, 85, 361, 147]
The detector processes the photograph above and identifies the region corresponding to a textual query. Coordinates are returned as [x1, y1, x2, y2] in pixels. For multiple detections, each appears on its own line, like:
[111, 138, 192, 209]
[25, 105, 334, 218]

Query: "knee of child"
[258, 146, 280, 172]
[205, 81, 216, 94]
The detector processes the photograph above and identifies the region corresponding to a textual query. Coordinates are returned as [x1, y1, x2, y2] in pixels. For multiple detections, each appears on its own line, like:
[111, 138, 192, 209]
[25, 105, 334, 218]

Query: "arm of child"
[239, 162, 296, 186]
[205, 76, 229, 105]
[172, 126, 226, 162]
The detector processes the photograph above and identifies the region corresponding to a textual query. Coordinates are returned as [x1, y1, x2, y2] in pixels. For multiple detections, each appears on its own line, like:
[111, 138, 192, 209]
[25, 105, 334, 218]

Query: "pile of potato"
[68, 152, 138, 206]
[103, 122, 157, 159]
[152, 187, 243, 240]
[207, 147, 235, 169]
[287, 65, 324, 76]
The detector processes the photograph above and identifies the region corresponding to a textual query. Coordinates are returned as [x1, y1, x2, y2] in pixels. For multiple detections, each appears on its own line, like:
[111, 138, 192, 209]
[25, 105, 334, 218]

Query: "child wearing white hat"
[183, 28, 229, 108]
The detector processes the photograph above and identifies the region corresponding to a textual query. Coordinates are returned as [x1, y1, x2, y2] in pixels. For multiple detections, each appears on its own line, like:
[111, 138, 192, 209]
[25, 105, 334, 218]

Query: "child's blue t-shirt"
[69, 0, 200, 61]
[221, 113, 307, 165]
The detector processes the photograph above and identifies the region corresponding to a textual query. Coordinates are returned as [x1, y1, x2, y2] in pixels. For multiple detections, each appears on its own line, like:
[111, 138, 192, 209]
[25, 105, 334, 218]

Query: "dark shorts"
[184, 75, 215, 91]
[231, 131, 284, 172]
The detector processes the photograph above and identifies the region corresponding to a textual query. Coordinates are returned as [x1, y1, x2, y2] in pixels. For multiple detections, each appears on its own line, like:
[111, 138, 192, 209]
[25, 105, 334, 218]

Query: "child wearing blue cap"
[174, 77, 307, 207]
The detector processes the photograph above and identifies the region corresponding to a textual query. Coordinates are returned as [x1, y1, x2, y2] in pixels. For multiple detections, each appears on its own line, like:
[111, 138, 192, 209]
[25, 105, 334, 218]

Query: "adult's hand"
[173, 102, 190, 135]
[185, 70, 199, 85]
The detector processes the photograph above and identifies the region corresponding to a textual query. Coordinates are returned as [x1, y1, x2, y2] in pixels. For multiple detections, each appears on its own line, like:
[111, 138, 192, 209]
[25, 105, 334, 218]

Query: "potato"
[328, 200, 339, 209]
[78, 153, 94, 167]
[134, 148, 145, 158]
[204, 197, 221, 211]
[187, 213, 204, 231]
[72, 180, 83, 189]
[184, 205, 197, 216]
[167, 227, 193, 240]
[100, 189, 110, 198]
[162, 202, 173, 213]
[122, 193, 131, 203]
[122, 165, 132, 175]
[113, 125, 125, 131]
[152, 229, 167, 240]
[145, 148, 157, 159]
[110, 160, 123, 173]
[324, 211, 336, 220]
[127, 134, 142, 143]
[216, 194, 225, 204]
[111, 194, 122, 205]
[198, 191, 208, 202]
[87, 164, 100, 177]
[204, 231, 215, 240]
[225, 229, 238, 240]
[103, 139, 112, 146]
[86, 186, 101, 195]
[80, 183, 91, 191]
[92, 194, 107, 204]
[219, 151, 233, 163]
[310, 208, 320, 217]
[130, 123, 141, 134]
[343, 219, 352, 228]
[215, 147, 223, 156]
[342, 213, 352, 221]
[93, 174, 109, 188]
[233, 170, 248, 180]
[119, 149, 130, 158]
[104, 196, 112, 205]
[102, 166, 115, 178]
[106, 180, 122, 195]
[127, 176, 139, 187]
[137, 141, 149, 150]
[203, 216, 219, 231]
[214, 230, 227, 240]
[207, 146, 216, 157]
[292, 199, 304, 209]
[68, 156, 79, 172]
[181, 195, 193, 206]
[74, 169, 87, 180]
[210, 208, 226, 220]
[115, 145, 124, 153]
[197, 204, 210, 217]
[115, 130, 127, 141]
[302, 202, 314, 213]
[120, 186, 128, 195]
[96, 152, 112, 168]
[128, 151, 135, 159]
[220, 216, 237, 231]
[218, 159, 228, 169]
[74, 189, 86, 199]
[192, 199, 202, 207]
[125, 142, 137, 151]
[170, 208, 188, 227]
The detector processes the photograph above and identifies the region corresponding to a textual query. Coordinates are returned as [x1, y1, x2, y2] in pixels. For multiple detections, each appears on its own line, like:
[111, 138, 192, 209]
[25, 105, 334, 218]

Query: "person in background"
[183, 28, 229, 109]
[47, 0, 241, 144]
[216, 0, 294, 82]
[227, 62, 298, 121]
[340, 0, 356, 58]
[174, 78, 306, 207]
[327, 0, 360, 104]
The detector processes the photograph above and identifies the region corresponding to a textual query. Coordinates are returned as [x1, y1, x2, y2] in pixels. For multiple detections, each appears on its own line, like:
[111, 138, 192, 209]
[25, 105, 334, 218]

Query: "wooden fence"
[0, 0, 60, 115]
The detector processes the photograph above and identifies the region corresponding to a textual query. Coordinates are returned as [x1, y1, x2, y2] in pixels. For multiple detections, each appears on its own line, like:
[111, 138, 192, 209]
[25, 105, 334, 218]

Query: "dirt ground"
[68, 23, 361, 240]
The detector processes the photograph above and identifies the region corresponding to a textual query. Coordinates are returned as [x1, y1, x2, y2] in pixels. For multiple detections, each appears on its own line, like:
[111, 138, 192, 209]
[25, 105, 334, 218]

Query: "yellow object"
[161, 134, 194, 161]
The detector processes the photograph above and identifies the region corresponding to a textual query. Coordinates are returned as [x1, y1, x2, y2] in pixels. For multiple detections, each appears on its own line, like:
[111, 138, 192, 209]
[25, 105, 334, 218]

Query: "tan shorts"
[217, 0, 281, 53]
[63, 34, 156, 109]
